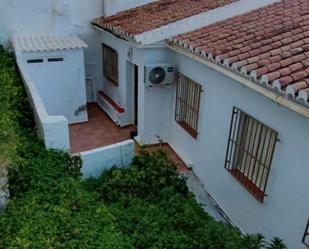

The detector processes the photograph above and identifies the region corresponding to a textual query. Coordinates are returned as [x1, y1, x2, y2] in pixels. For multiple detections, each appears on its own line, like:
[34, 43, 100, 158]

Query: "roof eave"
[91, 22, 167, 49]
[168, 42, 309, 119]
[91, 22, 138, 43]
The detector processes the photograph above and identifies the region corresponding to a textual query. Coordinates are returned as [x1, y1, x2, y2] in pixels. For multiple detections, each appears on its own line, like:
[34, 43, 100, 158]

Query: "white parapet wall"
[17, 61, 70, 151]
[80, 140, 135, 179]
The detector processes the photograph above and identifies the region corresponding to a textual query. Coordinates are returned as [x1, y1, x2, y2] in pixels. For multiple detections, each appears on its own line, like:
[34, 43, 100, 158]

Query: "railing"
[225, 107, 278, 202]
[175, 72, 202, 139]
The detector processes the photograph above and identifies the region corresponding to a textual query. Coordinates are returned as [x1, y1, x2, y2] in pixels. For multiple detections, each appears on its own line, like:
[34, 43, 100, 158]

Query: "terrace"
[69, 103, 136, 154]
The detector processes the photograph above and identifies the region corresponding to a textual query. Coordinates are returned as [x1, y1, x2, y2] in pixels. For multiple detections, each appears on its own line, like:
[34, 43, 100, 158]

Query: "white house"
[2, 0, 308, 247]
[90, 0, 309, 248]
[12, 35, 89, 151]
[3, 0, 159, 177]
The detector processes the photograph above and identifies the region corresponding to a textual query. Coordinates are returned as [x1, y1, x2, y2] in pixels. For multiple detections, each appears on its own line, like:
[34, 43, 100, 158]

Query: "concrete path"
[181, 170, 227, 223]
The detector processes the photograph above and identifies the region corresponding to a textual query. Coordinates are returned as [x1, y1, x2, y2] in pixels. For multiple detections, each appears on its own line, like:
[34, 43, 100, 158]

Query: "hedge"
[0, 46, 287, 249]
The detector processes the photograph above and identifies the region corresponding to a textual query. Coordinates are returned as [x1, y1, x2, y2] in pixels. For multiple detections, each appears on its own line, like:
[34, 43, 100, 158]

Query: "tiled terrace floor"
[69, 103, 136, 154]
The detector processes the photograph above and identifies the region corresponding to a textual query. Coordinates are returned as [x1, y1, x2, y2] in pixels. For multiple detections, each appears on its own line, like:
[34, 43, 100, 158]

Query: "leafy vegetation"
[0, 46, 31, 170]
[0, 46, 287, 248]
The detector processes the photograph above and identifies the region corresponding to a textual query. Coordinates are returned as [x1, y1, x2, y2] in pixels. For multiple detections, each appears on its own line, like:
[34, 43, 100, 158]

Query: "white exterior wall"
[102, 30, 309, 246]
[167, 52, 309, 249]
[97, 31, 134, 126]
[0, 0, 103, 43]
[17, 61, 70, 150]
[98, 31, 174, 139]
[80, 139, 135, 179]
[0, 0, 104, 103]
[139, 48, 175, 144]
[19, 49, 88, 124]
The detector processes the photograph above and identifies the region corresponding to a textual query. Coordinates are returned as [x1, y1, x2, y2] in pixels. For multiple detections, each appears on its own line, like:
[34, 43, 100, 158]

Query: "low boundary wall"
[17, 61, 70, 151]
[80, 140, 135, 179]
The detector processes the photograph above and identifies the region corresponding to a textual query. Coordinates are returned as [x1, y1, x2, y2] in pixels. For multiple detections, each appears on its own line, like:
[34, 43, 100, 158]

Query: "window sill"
[98, 90, 125, 113]
[228, 168, 265, 203]
[177, 121, 198, 139]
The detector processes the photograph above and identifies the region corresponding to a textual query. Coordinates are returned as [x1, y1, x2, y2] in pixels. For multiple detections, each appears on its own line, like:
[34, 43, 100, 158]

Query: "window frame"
[102, 43, 119, 86]
[175, 72, 202, 139]
[224, 107, 278, 202]
[47, 57, 64, 63]
[303, 218, 309, 248]
[27, 58, 44, 64]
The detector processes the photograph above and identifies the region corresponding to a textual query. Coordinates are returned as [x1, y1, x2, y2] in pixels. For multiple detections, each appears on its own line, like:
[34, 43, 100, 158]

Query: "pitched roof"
[13, 35, 88, 53]
[170, 0, 309, 105]
[93, 0, 238, 40]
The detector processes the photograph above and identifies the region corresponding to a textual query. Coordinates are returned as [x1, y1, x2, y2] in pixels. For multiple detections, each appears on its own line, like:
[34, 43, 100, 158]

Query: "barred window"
[175, 73, 202, 139]
[225, 107, 278, 202]
[102, 44, 118, 86]
[303, 219, 309, 248]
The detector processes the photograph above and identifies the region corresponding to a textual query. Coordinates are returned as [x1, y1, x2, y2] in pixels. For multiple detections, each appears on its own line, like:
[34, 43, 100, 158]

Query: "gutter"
[168, 44, 309, 119]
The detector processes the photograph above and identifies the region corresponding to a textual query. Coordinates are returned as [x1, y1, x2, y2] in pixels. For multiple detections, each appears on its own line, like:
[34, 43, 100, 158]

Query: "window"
[48, 57, 64, 62]
[225, 107, 278, 202]
[303, 219, 309, 248]
[27, 59, 43, 64]
[175, 73, 202, 139]
[102, 44, 118, 86]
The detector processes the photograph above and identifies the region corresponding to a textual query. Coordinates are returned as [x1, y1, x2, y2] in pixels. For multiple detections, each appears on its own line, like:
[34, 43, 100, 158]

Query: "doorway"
[134, 65, 138, 128]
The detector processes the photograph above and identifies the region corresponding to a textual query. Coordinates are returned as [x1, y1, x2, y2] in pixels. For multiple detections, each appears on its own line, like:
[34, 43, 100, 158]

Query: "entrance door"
[134, 65, 138, 127]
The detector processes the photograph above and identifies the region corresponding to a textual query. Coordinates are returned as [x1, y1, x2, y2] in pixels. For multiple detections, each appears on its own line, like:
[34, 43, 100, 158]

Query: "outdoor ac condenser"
[144, 64, 176, 88]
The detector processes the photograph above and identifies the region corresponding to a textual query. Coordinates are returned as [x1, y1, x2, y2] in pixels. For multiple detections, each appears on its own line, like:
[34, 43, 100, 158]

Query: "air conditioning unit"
[144, 64, 176, 88]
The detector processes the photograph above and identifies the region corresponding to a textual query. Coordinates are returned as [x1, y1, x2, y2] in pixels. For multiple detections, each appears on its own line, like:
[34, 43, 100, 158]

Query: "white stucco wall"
[138, 48, 175, 144]
[98, 31, 309, 248]
[98, 31, 174, 139]
[0, 0, 104, 103]
[166, 52, 309, 249]
[17, 61, 70, 150]
[97, 31, 134, 126]
[80, 139, 135, 179]
[93, 25, 309, 248]
[18, 49, 88, 124]
[0, 0, 103, 43]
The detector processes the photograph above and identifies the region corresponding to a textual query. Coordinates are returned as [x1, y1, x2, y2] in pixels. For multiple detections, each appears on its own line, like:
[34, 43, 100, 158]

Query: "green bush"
[0, 46, 32, 170]
[85, 149, 287, 249]
[0, 46, 287, 249]
[93, 150, 188, 202]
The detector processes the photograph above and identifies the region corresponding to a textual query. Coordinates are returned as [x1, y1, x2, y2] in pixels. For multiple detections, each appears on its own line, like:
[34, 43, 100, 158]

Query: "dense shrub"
[0, 46, 287, 248]
[0, 46, 32, 168]
[85, 150, 287, 249]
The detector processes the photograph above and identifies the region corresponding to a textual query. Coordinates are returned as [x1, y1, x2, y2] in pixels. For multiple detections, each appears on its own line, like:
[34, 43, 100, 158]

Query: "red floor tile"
[69, 103, 136, 153]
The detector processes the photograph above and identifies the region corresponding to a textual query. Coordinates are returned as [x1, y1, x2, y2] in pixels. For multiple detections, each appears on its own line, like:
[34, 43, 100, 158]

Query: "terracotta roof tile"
[172, 0, 309, 104]
[93, 0, 238, 37]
